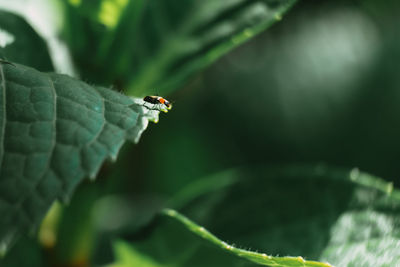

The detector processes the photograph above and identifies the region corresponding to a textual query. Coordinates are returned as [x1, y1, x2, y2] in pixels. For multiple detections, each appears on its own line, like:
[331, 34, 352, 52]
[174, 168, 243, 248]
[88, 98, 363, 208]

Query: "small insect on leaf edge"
[143, 95, 172, 112]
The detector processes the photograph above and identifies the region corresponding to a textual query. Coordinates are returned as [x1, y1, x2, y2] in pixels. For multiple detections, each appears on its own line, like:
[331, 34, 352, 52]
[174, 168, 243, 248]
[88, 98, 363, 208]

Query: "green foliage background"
[1, 0, 400, 266]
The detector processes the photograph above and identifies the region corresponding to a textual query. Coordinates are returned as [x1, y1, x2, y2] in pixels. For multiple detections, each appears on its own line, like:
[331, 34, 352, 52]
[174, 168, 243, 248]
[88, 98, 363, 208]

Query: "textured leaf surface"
[64, 0, 296, 95]
[0, 62, 156, 253]
[0, 10, 53, 71]
[111, 165, 400, 267]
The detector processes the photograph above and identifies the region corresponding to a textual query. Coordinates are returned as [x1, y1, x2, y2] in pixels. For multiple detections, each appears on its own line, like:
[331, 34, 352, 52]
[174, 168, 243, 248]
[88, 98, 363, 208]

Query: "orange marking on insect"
[143, 95, 173, 112]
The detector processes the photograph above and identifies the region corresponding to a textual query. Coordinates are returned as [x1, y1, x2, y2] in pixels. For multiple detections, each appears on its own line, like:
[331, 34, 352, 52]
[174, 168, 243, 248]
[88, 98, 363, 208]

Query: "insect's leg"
[142, 103, 161, 111]
[142, 103, 154, 110]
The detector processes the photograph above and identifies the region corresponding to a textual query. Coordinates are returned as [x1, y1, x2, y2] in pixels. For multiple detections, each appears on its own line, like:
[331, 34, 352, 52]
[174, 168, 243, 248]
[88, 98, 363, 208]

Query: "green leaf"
[318, 171, 400, 266]
[0, 235, 43, 267]
[0, 62, 159, 254]
[110, 209, 331, 267]
[110, 165, 400, 267]
[63, 0, 296, 95]
[0, 10, 53, 71]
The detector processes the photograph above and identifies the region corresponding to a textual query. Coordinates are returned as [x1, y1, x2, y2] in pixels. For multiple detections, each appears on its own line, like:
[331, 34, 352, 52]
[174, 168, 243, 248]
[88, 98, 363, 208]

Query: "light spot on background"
[0, 28, 14, 48]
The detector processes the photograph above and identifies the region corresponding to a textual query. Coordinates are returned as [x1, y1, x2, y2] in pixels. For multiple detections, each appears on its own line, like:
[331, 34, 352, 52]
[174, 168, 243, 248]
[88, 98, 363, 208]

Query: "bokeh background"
[129, 0, 400, 195]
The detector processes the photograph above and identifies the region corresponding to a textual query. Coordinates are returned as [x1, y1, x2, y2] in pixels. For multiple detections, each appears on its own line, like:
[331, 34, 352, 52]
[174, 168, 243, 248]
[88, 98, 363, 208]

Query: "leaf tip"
[89, 172, 97, 181]
[131, 97, 161, 123]
[110, 153, 119, 162]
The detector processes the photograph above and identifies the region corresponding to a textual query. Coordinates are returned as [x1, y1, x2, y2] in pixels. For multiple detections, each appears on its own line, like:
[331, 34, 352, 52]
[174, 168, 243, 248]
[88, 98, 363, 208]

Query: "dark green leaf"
[109, 208, 331, 267]
[0, 235, 43, 267]
[111, 165, 400, 267]
[0, 62, 158, 253]
[0, 10, 53, 71]
[63, 0, 296, 95]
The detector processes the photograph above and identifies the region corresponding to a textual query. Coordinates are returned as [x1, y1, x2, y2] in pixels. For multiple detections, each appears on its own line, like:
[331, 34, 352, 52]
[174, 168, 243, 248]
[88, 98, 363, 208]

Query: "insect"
[143, 95, 172, 112]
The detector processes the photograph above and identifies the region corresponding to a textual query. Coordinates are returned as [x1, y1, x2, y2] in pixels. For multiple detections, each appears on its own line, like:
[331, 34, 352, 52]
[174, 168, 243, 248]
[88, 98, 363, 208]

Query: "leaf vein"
[83, 89, 106, 148]
[13, 75, 58, 225]
[0, 64, 7, 174]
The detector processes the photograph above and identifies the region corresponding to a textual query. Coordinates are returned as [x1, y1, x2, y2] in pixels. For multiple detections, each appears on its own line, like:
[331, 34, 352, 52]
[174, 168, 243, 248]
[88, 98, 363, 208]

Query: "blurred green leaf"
[112, 165, 400, 267]
[63, 0, 296, 95]
[110, 209, 332, 267]
[0, 10, 53, 71]
[52, 185, 98, 266]
[196, 2, 400, 181]
[0, 62, 158, 254]
[0, 235, 43, 267]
